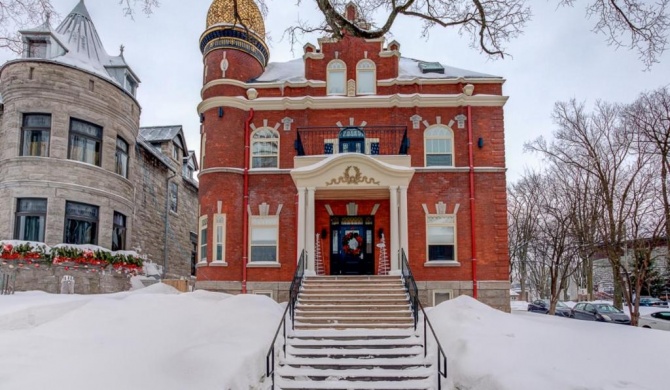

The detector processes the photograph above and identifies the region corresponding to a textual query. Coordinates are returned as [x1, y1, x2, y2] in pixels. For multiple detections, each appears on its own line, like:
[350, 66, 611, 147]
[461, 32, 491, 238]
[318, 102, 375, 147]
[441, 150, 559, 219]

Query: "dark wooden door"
[330, 216, 374, 275]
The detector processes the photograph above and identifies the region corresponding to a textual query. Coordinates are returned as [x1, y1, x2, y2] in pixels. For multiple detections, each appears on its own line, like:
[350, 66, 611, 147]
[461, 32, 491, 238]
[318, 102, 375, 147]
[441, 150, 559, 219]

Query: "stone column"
[306, 187, 316, 272]
[399, 185, 409, 258]
[296, 187, 306, 263]
[389, 185, 399, 271]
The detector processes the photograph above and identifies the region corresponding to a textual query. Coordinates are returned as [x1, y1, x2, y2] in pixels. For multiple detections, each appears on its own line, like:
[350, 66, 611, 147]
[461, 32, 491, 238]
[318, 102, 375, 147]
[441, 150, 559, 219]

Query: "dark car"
[527, 299, 572, 317]
[571, 302, 631, 325]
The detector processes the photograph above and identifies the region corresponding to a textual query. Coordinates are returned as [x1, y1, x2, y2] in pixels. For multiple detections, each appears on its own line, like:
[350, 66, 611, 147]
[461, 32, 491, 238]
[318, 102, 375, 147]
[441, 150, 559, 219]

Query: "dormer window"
[125, 75, 137, 96]
[27, 39, 48, 58]
[173, 136, 184, 161]
[356, 59, 376, 95]
[327, 60, 346, 95]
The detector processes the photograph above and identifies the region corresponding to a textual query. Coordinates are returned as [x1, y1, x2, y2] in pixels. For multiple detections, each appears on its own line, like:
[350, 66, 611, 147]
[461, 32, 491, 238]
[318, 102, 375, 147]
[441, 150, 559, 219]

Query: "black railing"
[400, 249, 449, 389]
[1, 271, 15, 295]
[295, 126, 409, 156]
[265, 250, 306, 389]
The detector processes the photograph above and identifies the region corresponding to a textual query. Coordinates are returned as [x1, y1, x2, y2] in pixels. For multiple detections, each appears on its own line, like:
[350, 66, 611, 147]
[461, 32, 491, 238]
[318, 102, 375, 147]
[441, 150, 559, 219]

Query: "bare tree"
[624, 87, 670, 269]
[0, 0, 159, 53]
[526, 100, 651, 310]
[257, 0, 669, 68]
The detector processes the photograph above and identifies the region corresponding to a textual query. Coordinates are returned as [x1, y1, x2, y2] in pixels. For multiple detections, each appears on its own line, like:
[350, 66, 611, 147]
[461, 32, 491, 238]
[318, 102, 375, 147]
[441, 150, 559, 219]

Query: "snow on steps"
[275, 275, 434, 390]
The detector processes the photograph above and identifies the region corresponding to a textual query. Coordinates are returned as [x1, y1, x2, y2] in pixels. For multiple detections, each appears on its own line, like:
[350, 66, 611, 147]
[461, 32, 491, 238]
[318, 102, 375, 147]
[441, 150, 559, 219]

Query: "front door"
[330, 216, 374, 275]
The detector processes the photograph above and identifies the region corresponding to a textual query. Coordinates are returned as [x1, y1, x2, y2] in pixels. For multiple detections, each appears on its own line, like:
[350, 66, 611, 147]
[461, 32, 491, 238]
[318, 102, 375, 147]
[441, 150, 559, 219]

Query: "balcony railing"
[294, 126, 409, 157]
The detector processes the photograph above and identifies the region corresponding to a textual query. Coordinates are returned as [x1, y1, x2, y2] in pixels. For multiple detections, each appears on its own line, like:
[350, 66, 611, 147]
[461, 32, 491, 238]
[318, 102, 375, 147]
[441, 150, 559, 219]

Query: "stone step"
[287, 329, 416, 341]
[302, 281, 405, 287]
[294, 323, 414, 330]
[305, 275, 401, 280]
[278, 366, 432, 381]
[295, 310, 412, 317]
[275, 378, 432, 390]
[288, 337, 422, 348]
[299, 293, 408, 299]
[295, 304, 410, 312]
[283, 357, 429, 369]
[295, 315, 414, 324]
[300, 288, 407, 295]
[286, 346, 423, 359]
[298, 297, 409, 303]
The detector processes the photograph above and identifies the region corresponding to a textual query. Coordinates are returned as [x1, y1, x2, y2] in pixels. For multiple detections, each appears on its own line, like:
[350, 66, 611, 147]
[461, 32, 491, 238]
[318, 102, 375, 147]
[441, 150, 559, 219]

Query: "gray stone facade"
[0, 61, 199, 291]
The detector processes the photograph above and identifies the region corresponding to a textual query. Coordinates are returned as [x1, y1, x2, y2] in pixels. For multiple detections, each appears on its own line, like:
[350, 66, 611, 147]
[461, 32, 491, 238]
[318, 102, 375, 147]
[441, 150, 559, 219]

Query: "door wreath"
[342, 232, 364, 256]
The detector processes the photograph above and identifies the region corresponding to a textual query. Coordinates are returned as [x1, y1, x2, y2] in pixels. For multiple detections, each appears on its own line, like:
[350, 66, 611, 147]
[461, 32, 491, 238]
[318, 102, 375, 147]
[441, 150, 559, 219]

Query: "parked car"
[658, 292, 670, 301]
[527, 299, 572, 317]
[638, 311, 670, 331]
[639, 297, 669, 308]
[571, 302, 631, 325]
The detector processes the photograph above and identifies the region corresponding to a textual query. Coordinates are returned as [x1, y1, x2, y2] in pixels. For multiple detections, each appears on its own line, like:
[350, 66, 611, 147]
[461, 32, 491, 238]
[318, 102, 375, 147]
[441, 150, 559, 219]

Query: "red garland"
[342, 232, 364, 256]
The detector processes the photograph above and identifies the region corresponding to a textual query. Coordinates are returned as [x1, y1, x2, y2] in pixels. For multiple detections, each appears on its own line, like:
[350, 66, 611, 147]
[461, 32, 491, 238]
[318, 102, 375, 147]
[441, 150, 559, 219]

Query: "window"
[183, 163, 195, 180]
[125, 75, 137, 96]
[213, 214, 226, 262]
[169, 182, 178, 213]
[112, 212, 127, 251]
[250, 215, 278, 262]
[426, 215, 456, 261]
[433, 290, 453, 306]
[115, 137, 129, 178]
[27, 39, 47, 58]
[173, 137, 184, 161]
[14, 198, 47, 242]
[251, 128, 279, 168]
[425, 126, 454, 167]
[327, 60, 346, 95]
[21, 114, 51, 157]
[64, 201, 99, 245]
[198, 216, 207, 263]
[356, 59, 376, 94]
[69, 119, 102, 166]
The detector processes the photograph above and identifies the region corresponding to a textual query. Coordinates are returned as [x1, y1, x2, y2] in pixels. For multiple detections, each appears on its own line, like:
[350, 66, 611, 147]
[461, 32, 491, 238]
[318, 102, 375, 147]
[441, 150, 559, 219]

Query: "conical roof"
[54, 0, 110, 73]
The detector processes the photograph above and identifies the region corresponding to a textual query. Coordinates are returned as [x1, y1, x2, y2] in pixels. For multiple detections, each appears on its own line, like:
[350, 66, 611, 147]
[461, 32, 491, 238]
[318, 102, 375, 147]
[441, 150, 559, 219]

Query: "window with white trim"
[198, 215, 207, 263]
[327, 60, 346, 95]
[251, 128, 279, 168]
[250, 215, 278, 262]
[213, 214, 226, 262]
[424, 126, 454, 167]
[426, 214, 456, 261]
[356, 59, 376, 95]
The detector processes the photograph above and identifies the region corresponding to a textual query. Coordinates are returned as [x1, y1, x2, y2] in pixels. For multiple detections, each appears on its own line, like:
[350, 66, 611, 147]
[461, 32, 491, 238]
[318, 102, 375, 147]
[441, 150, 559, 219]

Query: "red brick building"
[196, 0, 510, 309]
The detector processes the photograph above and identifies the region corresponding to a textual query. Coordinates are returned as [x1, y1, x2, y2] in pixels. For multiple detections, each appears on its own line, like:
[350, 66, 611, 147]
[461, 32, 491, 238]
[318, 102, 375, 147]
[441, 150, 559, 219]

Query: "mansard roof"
[139, 125, 184, 143]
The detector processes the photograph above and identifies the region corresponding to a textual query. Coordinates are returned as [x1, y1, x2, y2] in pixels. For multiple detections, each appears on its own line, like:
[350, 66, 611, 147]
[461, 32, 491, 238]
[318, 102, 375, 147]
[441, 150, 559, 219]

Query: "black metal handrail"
[265, 250, 306, 389]
[400, 249, 449, 389]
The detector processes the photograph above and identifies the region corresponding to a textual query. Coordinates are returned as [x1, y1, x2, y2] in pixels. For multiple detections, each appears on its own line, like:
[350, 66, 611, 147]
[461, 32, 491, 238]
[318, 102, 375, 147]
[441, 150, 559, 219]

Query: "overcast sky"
[3, 0, 669, 182]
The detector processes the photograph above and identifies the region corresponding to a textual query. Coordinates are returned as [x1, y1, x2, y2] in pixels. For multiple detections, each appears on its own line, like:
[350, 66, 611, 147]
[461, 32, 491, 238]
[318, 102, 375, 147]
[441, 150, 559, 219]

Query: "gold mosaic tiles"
[206, 0, 266, 38]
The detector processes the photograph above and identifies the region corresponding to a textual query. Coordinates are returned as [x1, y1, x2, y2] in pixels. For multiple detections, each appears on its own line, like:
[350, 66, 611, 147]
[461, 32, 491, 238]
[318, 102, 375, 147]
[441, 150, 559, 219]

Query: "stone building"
[196, 1, 509, 309]
[0, 0, 198, 291]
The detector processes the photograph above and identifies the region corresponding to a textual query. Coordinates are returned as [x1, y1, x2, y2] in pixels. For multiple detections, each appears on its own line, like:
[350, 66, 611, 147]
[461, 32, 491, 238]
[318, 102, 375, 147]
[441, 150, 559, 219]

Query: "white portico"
[291, 154, 415, 273]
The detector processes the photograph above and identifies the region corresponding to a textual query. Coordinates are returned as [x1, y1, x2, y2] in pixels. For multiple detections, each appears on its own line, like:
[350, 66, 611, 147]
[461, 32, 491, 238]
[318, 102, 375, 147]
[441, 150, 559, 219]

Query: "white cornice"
[198, 93, 509, 112]
[198, 166, 506, 178]
[201, 76, 503, 95]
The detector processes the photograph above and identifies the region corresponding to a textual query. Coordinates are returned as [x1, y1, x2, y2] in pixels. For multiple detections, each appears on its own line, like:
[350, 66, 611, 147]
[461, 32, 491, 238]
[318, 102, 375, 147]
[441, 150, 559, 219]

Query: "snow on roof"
[136, 134, 177, 173]
[253, 56, 500, 83]
[139, 125, 183, 143]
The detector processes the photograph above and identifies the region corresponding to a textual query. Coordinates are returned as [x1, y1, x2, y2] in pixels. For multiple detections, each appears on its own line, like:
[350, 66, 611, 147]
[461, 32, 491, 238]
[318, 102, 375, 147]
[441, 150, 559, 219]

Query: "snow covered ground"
[1, 286, 667, 390]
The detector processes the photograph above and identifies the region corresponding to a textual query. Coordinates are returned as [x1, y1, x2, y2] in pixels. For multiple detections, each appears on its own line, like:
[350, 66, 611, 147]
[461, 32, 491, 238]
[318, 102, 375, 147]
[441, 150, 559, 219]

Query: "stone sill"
[247, 262, 281, 268]
[209, 261, 228, 267]
[195, 262, 208, 268]
[424, 261, 461, 267]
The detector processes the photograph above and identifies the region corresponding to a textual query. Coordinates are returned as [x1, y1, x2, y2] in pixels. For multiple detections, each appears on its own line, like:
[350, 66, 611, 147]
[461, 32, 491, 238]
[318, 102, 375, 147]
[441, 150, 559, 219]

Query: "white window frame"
[432, 289, 453, 306]
[327, 60, 346, 96]
[254, 290, 274, 299]
[356, 59, 376, 95]
[212, 213, 227, 265]
[424, 214, 459, 266]
[198, 215, 208, 264]
[424, 125, 455, 167]
[249, 215, 279, 264]
[251, 127, 280, 168]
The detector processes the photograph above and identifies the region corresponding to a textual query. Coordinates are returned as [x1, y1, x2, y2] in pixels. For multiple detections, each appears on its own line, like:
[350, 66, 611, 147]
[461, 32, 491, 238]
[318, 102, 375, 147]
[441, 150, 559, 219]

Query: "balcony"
[294, 126, 409, 157]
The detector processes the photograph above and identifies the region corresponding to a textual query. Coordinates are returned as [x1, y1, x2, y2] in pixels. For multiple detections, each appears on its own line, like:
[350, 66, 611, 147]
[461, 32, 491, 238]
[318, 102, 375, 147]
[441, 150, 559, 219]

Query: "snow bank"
[429, 296, 670, 390]
[0, 289, 283, 390]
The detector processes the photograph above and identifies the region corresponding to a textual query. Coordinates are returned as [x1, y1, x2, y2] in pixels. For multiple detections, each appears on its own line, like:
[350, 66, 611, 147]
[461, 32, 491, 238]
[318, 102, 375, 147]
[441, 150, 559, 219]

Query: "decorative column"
[399, 185, 409, 257]
[306, 187, 316, 272]
[296, 187, 306, 263]
[389, 185, 399, 271]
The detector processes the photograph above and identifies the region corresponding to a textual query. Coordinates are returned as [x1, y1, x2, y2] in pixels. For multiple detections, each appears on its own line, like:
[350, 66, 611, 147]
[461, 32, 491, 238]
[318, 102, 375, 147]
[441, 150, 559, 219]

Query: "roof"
[254, 56, 500, 83]
[18, 1, 139, 89]
[139, 125, 183, 143]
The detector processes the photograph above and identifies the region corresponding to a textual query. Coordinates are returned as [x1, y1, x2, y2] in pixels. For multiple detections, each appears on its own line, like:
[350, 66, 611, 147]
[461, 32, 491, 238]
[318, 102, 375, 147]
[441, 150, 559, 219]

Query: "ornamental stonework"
[207, 0, 266, 38]
[325, 166, 380, 186]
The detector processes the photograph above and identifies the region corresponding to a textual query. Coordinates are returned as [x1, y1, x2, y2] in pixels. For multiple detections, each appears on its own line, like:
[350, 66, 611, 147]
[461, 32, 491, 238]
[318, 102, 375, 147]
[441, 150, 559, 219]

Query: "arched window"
[251, 128, 279, 168]
[424, 126, 454, 166]
[327, 60, 346, 95]
[356, 59, 376, 95]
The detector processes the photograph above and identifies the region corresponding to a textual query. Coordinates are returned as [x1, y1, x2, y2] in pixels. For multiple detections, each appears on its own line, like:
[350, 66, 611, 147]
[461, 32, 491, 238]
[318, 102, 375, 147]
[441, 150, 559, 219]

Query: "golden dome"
[206, 0, 265, 39]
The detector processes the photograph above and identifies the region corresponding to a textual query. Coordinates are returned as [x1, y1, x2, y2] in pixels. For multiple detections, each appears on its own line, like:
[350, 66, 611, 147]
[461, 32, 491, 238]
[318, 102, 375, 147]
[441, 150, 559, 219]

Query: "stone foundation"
[1, 264, 132, 294]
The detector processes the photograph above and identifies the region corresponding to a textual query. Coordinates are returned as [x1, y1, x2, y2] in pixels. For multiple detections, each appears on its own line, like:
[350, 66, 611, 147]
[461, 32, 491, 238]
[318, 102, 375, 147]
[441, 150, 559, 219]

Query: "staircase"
[274, 275, 434, 390]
